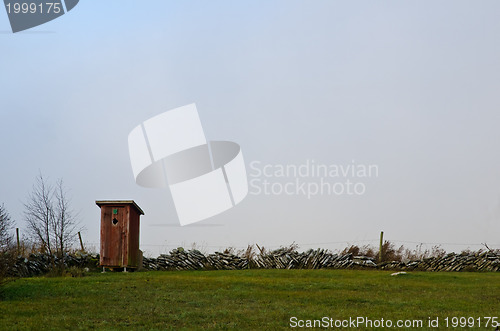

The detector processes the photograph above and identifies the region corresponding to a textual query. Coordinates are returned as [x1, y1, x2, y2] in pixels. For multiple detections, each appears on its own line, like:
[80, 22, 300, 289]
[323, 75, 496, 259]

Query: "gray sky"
[1, 1, 500, 256]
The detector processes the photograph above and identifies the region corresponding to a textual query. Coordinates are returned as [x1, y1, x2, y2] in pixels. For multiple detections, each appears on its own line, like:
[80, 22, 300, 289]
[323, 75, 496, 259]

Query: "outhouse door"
[101, 206, 126, 266]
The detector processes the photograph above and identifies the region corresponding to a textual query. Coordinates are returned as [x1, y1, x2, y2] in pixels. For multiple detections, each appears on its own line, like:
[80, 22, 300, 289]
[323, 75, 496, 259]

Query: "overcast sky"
[1, 1, 500, 256]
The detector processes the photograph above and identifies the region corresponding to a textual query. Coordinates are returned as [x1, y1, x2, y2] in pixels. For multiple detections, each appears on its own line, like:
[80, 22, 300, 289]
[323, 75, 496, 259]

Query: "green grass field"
[1, 270, 499, 330]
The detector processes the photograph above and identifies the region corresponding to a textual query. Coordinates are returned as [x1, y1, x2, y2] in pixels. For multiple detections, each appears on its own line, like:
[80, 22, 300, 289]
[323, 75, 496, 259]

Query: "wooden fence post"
[379, 231, 384, 262]
[78, 232, 85, 252]
[16, 228, 20, 256]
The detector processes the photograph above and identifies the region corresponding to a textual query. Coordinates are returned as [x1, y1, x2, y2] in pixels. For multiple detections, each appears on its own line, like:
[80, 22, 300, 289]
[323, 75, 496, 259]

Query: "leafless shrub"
[23, 173, 81, 273]
[277, 242, 299, 254]
[380, 241, 405, 262]
[403, 244, 446, 262]
[222, 246, 237, 255]
[237, 245, 256, 260]
[340, 242, 447, 263]
[341, 244, 377, 259]
[460, 248, 483, 256]
[0, 204, 16, 288]
[0, 204, 14, 253]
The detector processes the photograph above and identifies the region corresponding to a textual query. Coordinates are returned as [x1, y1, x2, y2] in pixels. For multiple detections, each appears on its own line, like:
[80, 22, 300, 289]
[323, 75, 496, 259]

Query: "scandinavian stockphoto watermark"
[249, 159, 378, 198]
[128, 104, 248, 226]
[3, 0, 79, 33]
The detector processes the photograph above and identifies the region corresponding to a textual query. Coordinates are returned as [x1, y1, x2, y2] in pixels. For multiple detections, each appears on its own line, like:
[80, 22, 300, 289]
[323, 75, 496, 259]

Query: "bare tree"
[0, 203, 15, 285]
[0, 203, 14, 252]
[24, 174, 55, 257]
[53, 179, 78, 260]
[24, 173, 80, 268]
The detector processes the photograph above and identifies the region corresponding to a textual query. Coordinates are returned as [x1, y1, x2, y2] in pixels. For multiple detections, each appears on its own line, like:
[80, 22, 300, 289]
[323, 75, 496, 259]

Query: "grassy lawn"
[1, 269, 499, 330]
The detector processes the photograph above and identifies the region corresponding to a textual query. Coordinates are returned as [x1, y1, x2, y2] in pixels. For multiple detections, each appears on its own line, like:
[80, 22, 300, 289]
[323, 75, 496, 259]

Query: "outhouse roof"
[95, 200, 145, 215]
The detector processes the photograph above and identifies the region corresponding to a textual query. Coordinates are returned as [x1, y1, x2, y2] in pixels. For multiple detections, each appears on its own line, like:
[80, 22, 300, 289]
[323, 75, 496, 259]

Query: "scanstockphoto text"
[289, 316, 499, 329]
[248, 160, 379, 199]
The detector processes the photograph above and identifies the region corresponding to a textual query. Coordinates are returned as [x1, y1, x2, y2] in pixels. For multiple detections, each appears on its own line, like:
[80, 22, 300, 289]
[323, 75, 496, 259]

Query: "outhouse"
[96, 200, 144, 271]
